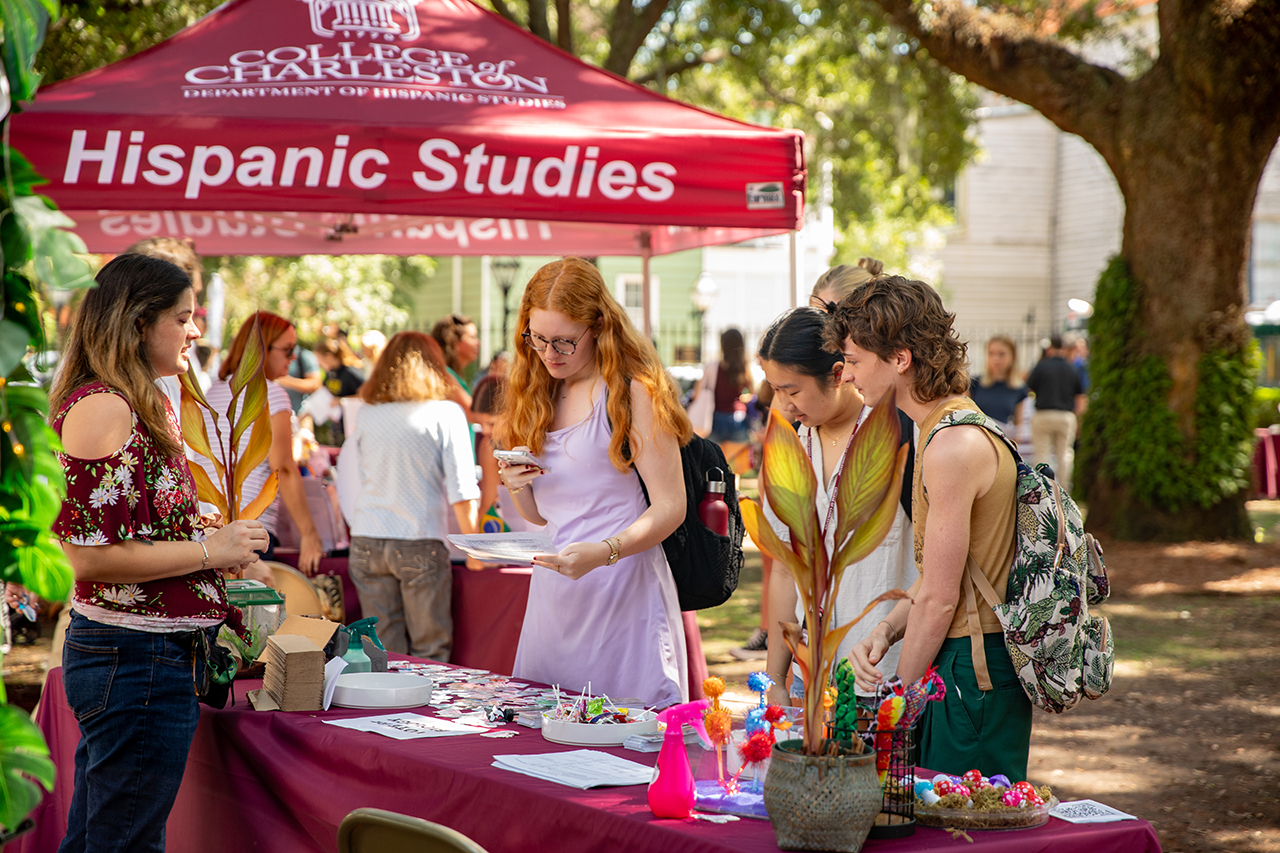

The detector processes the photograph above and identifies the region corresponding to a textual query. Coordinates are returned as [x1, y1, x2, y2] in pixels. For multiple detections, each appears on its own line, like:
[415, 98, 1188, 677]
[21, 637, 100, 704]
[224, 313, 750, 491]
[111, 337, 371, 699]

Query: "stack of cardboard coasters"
[251, 634, 325, 712]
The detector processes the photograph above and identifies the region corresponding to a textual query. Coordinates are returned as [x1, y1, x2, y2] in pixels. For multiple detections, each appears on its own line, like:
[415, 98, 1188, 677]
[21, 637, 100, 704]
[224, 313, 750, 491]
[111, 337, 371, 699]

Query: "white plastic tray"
[331, 672, 434, 710]
[541, 710, 658, 746]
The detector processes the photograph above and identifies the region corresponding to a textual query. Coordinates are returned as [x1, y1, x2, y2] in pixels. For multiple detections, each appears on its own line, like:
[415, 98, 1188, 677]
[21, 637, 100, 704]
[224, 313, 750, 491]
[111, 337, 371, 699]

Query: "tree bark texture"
[872, 0, 1280, 539]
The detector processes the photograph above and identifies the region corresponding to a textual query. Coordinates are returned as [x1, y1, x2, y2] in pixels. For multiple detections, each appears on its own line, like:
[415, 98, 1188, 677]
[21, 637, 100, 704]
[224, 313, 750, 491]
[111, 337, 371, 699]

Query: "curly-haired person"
[828, 275, 1030, 782]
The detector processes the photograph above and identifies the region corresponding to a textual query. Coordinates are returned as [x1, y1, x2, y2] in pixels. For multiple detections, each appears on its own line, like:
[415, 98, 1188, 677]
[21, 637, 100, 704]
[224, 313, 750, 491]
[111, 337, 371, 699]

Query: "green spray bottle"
[349, 617, 387, 673]
[340, 617, 381, 674]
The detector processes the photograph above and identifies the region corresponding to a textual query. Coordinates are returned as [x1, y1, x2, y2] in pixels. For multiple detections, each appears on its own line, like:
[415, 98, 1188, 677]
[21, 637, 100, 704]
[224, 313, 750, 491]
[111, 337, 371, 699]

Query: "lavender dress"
[512, 387, 688, 708]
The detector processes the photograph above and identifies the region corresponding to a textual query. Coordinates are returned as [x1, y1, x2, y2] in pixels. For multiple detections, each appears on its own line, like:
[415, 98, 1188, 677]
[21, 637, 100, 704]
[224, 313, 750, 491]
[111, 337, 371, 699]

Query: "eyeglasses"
[521, 329, 589, 356]
[267, 344, 296, 355]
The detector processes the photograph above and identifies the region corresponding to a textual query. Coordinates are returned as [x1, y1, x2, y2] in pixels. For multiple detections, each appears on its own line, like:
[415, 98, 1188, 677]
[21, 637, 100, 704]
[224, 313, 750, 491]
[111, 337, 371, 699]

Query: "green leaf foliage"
[1076, 257, 1257, 513]
[0, 704, 55, 832]
[0, 0, 51, 102]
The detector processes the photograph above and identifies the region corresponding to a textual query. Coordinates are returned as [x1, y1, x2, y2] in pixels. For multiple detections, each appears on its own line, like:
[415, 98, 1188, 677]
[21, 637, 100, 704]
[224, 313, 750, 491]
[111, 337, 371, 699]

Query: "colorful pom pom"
[702, 677, 726, 700]
[746, 672, 774, 694]
[738, 731, 774, 765]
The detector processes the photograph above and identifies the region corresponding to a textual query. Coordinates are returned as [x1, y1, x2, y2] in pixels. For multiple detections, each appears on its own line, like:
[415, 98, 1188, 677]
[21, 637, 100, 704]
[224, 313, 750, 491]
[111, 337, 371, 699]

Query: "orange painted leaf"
[778, 621, 809, 686]
[832, 443, 909, 571]
[187, 460, 229, 518]
[178, 364, 213, 410]
[235, 406, 274, 499]
[179, 383, 225, 487]
[758, 409, 820, 563]
[239, 471, 279, 521]
[833, 386, 900, 553]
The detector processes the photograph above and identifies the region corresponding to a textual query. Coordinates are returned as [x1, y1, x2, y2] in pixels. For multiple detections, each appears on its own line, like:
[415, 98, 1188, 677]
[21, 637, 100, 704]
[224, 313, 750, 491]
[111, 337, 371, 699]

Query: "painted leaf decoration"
[778, 621, 809, 687]
[758, 408, 820, 563]
[832, 443, 909, 571]
[833, 386, 900, 553]
[230, 315, 266, 399]
[239, 471, 279, 521]
[235, 406, 274, 500]
[179, 381, 226, 486]
[740, 498, 809, 604]
[232, 365, 269, 449]
[187, 460, 229, 519]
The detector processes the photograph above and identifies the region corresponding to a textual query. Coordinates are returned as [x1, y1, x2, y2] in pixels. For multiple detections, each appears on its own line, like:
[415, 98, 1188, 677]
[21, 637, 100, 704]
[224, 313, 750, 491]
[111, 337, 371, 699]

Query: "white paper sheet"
[323, 713, 488, 740]
[321, 657, 349, 710]
[1049, 799, 1138, 823]
[491, 749, 656, 789]
[446, 531, 556, 564]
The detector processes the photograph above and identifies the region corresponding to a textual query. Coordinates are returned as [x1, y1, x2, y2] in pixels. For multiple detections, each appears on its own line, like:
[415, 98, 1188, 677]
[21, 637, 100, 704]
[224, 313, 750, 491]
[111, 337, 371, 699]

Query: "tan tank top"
[912, 397, 1018, 637]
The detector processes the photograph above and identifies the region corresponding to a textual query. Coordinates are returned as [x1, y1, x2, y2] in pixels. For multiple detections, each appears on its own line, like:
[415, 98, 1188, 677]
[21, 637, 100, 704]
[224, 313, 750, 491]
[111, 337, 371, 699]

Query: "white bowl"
[331, 672, 434, 710]
[541, 710, 658, 746]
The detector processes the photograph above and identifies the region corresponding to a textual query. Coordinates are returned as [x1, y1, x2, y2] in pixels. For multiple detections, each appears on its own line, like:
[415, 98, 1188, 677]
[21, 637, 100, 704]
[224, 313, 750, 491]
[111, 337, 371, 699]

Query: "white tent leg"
[452, 256, 463, 314]
[790, 230, 799, 309]
[641, 232, 653, 340]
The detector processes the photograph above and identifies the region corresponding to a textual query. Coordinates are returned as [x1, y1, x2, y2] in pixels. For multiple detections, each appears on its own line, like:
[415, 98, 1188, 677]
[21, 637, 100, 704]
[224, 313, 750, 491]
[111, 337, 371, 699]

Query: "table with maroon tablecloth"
[276, 554, 707, 696]
[15, 665, 1162, 853]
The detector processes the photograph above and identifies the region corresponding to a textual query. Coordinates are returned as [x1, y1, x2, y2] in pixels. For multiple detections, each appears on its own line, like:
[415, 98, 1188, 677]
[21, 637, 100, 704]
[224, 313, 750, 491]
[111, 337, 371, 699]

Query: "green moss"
[1077, 257, 1256, 512]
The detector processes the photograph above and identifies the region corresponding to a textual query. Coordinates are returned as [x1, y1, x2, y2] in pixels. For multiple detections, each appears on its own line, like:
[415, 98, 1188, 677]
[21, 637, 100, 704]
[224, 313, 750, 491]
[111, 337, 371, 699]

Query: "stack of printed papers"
[446, 532, 555, 564]
[324, 712, 488, 740]
[492, 749, 655, 789]
[1049, 800, 1138, 823]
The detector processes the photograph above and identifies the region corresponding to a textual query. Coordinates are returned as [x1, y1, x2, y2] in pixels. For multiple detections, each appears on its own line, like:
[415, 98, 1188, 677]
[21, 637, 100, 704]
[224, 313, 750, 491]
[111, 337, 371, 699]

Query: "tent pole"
[641, 231, 653, 341]
[789, 231, 798, 309]
[479, 255, 492, 368]
[452, 256, 463, 315]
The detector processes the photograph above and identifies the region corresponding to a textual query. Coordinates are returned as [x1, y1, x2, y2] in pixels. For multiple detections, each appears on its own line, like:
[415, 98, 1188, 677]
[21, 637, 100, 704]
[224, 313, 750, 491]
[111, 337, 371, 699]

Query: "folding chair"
[337, 808, 490, 853]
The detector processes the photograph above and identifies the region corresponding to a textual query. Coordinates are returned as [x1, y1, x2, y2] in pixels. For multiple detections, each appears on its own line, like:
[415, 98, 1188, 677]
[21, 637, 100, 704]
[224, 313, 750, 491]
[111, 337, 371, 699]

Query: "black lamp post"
[491, 257, 521, 349]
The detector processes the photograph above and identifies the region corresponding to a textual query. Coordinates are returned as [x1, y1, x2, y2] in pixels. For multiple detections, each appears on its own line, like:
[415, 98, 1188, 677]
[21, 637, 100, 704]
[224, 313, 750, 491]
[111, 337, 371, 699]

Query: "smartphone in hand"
[493, 449, 541, 467]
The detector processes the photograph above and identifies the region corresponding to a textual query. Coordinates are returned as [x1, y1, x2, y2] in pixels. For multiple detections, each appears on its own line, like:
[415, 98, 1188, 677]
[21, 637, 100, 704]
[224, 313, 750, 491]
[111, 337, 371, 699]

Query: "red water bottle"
[698, 466, 730, 536]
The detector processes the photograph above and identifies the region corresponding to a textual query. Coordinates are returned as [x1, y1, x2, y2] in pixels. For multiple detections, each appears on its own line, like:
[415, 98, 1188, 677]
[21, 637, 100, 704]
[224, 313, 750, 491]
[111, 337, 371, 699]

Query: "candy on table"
[1001, 789, 1026, 808]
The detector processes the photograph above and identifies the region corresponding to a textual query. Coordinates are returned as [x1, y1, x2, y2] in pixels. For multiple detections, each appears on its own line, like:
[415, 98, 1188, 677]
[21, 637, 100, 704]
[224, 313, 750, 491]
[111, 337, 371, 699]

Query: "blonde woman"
[969, 335, 1028, 432]
[497, 257, 690, 708]
[347, 332, 479, 660]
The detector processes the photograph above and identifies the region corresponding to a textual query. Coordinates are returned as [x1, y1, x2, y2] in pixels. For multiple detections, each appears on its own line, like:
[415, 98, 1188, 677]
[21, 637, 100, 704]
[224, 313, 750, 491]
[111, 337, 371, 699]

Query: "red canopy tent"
[13, 0, 806, 259]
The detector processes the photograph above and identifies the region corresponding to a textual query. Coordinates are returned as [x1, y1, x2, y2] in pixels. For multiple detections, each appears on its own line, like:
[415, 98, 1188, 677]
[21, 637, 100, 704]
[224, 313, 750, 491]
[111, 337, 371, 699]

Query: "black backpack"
[634, 435, 744, 610]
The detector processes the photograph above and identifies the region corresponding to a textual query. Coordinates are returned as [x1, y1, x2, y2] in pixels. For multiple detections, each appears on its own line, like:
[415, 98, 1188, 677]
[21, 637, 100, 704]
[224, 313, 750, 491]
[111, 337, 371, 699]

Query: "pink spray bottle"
[648, 699, 712, 819]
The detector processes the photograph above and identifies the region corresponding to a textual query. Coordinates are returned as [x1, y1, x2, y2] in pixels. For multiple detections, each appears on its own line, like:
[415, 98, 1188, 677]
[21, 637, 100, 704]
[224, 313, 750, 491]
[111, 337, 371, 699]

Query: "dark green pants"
[917, 633, 1032, 781]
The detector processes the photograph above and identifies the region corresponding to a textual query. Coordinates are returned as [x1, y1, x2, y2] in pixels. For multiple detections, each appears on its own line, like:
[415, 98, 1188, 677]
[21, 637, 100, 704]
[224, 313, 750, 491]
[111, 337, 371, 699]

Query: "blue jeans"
[57, 613, 203, 853]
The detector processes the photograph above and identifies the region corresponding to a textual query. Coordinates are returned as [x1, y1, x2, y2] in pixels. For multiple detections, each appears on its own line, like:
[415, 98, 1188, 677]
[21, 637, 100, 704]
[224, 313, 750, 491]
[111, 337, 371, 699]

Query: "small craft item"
[647, 699, 712, 819]
[912, 772, 1057, 830]
[701, 677, 733, 789]
[723, 672, 790, 794]
[540, 685, 658, 746]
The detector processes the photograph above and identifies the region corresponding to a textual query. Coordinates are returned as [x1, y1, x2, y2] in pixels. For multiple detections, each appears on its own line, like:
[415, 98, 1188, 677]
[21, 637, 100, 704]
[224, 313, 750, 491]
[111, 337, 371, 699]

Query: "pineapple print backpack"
[924, 410, 1114, 713]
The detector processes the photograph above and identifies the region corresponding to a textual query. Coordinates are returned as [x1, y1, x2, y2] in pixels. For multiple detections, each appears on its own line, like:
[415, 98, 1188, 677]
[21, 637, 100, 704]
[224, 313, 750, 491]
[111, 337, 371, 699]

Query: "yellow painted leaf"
[834, 386, 901, 551]
[179, 387, 226, 485]
[239, 471, 279, 521]
[740, 498, 807, 587]
[187, 460, 229, 518]
[778, 621, 809, 686]
[235, 406, 273, 499]
[232, 369, 269, 449]
[832, 443, 909, 570]
[758, 409, 820, 562]
[230, 315, 265, 398]
[178, 363, 214, 410]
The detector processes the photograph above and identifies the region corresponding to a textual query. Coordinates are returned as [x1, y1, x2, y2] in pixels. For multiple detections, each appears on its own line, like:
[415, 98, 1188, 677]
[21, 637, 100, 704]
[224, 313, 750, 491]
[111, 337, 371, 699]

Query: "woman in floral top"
[49, 253, 268, 853]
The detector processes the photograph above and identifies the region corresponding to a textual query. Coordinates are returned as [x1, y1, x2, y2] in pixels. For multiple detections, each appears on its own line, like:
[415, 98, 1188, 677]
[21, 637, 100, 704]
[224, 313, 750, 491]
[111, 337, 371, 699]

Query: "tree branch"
[605, 0, 680, 78]
[870, 0, 1129, 163]
[527, 0, 552, 44]
[556, 0, 573, 52]
[633, 48, 727, 84]
[488, 0, 519, 25]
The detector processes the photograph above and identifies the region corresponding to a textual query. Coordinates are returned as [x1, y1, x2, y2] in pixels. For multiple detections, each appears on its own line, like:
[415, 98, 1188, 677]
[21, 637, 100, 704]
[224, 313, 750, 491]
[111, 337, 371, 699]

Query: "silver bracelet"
[199, 540, 211, 571]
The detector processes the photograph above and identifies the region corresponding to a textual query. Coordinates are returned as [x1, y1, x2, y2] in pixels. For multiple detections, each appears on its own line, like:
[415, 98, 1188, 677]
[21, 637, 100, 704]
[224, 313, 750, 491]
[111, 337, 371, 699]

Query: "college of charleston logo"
[301, 0, 423, 41]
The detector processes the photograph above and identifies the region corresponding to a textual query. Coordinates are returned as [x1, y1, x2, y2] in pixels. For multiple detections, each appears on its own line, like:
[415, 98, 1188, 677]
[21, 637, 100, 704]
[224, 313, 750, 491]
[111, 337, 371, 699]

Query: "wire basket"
[829, 710, 917, 839]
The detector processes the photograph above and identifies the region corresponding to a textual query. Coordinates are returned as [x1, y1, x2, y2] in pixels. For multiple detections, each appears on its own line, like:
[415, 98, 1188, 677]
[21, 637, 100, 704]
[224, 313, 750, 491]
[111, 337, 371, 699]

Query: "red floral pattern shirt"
[52, 383, 234, 632]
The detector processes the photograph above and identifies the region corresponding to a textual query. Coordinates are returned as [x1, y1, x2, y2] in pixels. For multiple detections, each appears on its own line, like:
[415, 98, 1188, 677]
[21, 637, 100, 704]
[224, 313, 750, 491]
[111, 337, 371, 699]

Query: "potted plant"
[739, 388, 909, 852]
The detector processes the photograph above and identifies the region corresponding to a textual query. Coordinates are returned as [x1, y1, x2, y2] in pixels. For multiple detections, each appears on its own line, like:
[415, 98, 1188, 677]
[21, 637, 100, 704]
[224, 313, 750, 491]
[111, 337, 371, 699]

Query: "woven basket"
[763, 739, 880, 852]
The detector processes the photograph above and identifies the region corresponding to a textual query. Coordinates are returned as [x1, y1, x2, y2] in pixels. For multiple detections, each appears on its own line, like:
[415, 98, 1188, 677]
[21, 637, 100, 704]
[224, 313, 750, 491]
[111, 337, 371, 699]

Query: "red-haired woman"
[198, 311, 324, 574]
[496, 257, 690, 708]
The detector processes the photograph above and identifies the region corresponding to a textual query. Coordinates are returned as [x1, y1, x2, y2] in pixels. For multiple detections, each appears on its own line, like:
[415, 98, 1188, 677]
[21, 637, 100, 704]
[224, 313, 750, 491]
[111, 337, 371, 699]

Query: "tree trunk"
[1079, 50, 1269, 540]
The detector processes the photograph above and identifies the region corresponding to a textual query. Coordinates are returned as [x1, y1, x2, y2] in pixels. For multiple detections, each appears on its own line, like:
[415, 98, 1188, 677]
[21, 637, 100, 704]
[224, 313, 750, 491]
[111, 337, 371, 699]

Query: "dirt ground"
[4, 531, 1279, 853]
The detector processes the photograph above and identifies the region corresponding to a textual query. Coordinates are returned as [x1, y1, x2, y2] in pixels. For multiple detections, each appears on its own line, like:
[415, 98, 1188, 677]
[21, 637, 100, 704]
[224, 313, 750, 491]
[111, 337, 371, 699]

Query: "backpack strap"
[923, 409, 1018, 694]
